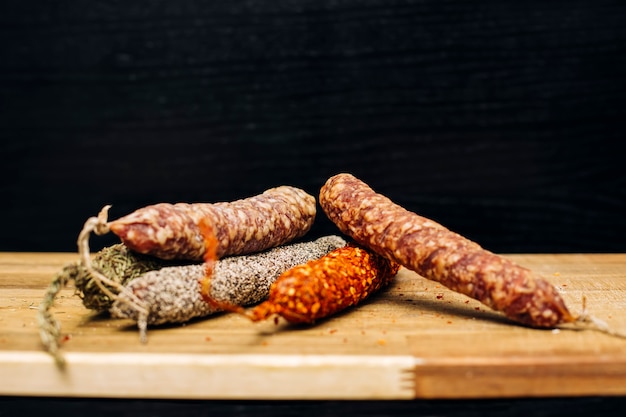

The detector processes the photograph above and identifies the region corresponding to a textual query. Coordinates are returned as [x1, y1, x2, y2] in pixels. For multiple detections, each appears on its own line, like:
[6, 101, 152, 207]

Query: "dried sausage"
[104, 186, 316, 261]
[225, 243, 400, 324]
[110, 235, 347, 329]
[319, 173, 576, 328]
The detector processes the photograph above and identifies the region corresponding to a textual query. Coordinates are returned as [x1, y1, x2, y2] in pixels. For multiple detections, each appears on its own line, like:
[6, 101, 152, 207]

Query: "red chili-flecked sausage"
[233, 243, 400, 324]
[107, 186, 316, 261]
[319, 173, 577, 328]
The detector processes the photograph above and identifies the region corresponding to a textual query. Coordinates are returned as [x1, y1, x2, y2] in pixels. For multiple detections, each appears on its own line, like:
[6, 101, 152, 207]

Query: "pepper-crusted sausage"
[107, 186, 316, 260]
[231, 243, 400, 324]
[109, 235, 347, 326]
[319, 173, 576, 328]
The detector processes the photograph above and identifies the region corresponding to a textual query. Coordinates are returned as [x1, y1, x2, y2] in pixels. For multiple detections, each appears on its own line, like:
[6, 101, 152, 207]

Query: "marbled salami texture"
[319, 173, 575, 328]
[108, 186, 316, 261]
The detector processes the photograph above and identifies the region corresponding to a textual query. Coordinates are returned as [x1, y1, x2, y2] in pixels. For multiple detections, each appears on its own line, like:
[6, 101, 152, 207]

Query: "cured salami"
[110, 235, 347, 329]
[220, 243, 400, 324]
[319, 173, 576, 328]
[104, 186, 316, 260]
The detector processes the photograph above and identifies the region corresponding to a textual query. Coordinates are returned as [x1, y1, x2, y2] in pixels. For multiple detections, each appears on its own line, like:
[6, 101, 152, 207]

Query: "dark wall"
[1, 0, 625, 254]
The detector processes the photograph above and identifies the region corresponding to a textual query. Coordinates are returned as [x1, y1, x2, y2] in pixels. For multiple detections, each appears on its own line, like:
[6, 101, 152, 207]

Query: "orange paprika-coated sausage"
[238, 243, 400, 324]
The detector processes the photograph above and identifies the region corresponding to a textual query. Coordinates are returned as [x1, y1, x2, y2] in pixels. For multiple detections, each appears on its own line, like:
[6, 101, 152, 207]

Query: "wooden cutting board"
[1, 251, 625, 400]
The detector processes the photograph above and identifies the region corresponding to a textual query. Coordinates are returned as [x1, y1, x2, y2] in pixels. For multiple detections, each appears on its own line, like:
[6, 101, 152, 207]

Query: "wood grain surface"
[2, 251, 626, 401]
[1, 0, 625, 255]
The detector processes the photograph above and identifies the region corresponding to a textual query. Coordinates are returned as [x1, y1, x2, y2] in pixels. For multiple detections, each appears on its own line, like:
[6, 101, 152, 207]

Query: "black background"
[1, 0, 626, 414]
[2, 0, 625, 254]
